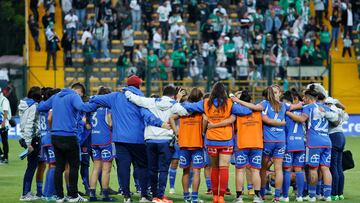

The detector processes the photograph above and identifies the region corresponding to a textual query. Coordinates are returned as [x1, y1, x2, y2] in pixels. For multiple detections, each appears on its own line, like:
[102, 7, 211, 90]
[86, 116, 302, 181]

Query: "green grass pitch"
[0, 137, 360, 203]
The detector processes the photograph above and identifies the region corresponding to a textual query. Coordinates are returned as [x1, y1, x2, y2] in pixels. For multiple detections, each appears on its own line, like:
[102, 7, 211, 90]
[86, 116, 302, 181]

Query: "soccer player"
[19, 87, 42, 201]
[281, 90, 306, 202]
[170, 88, 205, 203]
[231, 86, 287, 202]
[286, 86, 338, 202]
[89, 75, 167, 203]
[37, 83, 97, 202]
[40, 88, 60, 201]
[89, 87, 114, 201]
[168, 145, 180, 195]
[182, 82, 252, 203]
[125, 85, 188, 203]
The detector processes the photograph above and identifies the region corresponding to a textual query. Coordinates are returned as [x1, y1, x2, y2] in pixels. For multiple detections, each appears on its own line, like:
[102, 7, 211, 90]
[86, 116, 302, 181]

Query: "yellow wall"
[332, 63, 360, 114]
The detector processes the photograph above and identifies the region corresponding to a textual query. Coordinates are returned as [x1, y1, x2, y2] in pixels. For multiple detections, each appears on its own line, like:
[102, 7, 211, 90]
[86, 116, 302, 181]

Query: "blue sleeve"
[302, 105, 311, 116]
[140, 108, 163, 127]
[37, 95, 54, 112]
[182, 100, 205, 113]
[72, 94, 97, 113]
[285, 103, 291, 111]
[231, 103, 252, 116]
[89, 92, 116, 108]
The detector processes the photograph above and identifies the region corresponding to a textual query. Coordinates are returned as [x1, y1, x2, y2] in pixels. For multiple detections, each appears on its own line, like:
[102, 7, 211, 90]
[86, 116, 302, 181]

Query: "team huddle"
[18, 75, 348, 203]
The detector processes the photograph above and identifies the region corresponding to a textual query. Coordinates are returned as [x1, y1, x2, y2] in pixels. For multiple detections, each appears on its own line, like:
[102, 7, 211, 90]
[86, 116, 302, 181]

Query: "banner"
[5, 115, 360, 140]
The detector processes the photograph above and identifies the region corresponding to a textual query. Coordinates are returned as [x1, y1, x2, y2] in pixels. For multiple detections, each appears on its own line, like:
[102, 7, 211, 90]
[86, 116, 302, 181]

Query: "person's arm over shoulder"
[89, 92, 115, 108]
[171, 103, 189, 116]
[286, 107, 308, 123]
[207, 115, 236, 129]
[72, 94, 97, 112]
[37, 95, 54, 112]
[262, 115, 286, 126]
[231, 103, 252, 116]
[140, 108, 163, 127]
[125, 91, 156, 109]
[182, 100, 205, 113]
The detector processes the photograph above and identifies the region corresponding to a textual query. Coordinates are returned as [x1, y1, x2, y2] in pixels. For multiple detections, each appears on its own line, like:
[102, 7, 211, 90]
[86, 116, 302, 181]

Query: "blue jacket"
[89, 86, 163, 144]
[37, 88, 97, 136]
[265, 16, 282, 33]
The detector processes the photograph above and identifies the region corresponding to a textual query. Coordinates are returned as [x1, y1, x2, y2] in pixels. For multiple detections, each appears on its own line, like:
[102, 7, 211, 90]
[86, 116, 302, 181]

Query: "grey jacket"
[18, 98, 40, 145]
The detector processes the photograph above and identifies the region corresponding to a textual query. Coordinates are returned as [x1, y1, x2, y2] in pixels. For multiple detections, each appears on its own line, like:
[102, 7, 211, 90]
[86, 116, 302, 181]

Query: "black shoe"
[102, 197, 117, 202]
[107, 188, 118, 196]
[89, 196, 98, 201]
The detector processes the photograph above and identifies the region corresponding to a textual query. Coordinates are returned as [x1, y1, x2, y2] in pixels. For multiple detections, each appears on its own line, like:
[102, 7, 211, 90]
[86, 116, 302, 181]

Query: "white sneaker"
[324, 197, 332, 202]
[55, 197, 66, 203]
[68, 194, 89, 202]
[307, 197, 316, 202]
[316, 195, 324, 201]
[233, 196, 244, 203]
[253, 196, 264, 203]
[169, 188, 175, 195]
[280, 197, 289, 202]
[124, 197, 132, 203]
[20, 192, 38, 201]
[296, 197, 304, 202]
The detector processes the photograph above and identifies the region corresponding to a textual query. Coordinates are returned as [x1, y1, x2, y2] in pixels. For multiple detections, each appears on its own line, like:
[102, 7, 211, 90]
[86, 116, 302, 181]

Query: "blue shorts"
[179, 149, 205, 168]
[203, 149, 211, 166]
[92, 144, 114, 162]
[306, 147, 331, 168]
[234, 149, 263, 169]
[263, 142, 286, 159]
[42, 146, 56, 163]
[172, 144, 180, 159]
[283, 151, 305, 168]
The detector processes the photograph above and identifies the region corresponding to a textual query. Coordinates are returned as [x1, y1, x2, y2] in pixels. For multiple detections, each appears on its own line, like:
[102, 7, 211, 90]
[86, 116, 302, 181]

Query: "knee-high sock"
[219, 166, 229, 197]
[282, 171, 291, 198]
[309, 185, 317, 198]
[323, 184, 332, 198]
[295, 172, 305, 198]
[316, 180, 323, 195]
[206, 176, 212, 190]
[44, 167, 55, 197]
[211, 167, 219, 196]
[169, 167, 177, 189]
[188, 170, 194, 189]
[36, 181, 43, 196]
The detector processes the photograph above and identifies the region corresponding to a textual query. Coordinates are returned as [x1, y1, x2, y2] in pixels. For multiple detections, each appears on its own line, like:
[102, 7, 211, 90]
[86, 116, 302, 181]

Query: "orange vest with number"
[204, 98, 233, 141]
[236, 112, 263, 149]
[178, 114, 203, 148]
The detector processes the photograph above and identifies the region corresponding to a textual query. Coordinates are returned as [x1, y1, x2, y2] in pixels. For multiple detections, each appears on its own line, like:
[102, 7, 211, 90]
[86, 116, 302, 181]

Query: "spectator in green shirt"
[319, 26, 331, 57]
[223, 37, 236, 75]
[312, 45, 326, 66]
[171, 47, 187, 81]
[300, 38, 315, 56]
[146, 49, 159, 80]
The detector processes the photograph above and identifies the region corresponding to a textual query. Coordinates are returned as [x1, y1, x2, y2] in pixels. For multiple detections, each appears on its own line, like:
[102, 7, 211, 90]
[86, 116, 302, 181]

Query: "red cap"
[126, 75, 143, 88]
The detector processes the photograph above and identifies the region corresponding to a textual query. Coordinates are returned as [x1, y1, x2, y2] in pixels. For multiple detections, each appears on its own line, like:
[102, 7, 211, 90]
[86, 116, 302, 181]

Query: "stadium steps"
[27, 0, 65, 88]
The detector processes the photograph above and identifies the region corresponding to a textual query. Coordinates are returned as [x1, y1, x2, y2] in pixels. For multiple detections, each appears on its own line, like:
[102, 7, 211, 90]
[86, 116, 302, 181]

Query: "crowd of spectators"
[28, 0, 360, 83]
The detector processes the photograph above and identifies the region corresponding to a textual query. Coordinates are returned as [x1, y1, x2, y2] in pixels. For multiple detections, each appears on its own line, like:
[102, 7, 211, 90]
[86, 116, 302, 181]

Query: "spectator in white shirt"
[153, 27, 162, 56]
[168, 19, 189, 42]
[157, 1, 172, 40]
[130, 0, 141, 31]
[81, 27, 93, 46]
[122, 24, 134, 61]
[61, 0, 73, 15]
[213, 3, 227, 16]
[64, 10, 79, 49]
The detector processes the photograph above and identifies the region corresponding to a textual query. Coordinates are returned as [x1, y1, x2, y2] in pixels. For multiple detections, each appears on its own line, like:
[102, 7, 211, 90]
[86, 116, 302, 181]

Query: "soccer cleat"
[68, 194, 89, 202]
[316, 195, 324, 201]
[248, 189, 255, 196]
[253, 196, 264, 203]
[124, 197, 132, 203]
[89, 196, 98, 201]
[272, 198, 280, 202]
[169, 188, 175, 195]
[233, 196, 244, 203]
[152, 198, 163, 203]
[331, 196, 339, 201]
[139, 197, 151, 202]
[307, 197, 316, 202]
[55, 196, 66, 203]
[225, 188, 232, 195]
[162, 197, 173, 203]
[218, 196, 225, 203]
[102, 197, 117, 202]
[265, 190, 272, 195]
[213, 195, 219, 203]
[295, 197, 304, 202]
[205, 189, 213, 195]
[280, 197, 289, 202]
[338, 195, 344, 200]
[20, 192, 38, 201]
[324, 197, 332, 202]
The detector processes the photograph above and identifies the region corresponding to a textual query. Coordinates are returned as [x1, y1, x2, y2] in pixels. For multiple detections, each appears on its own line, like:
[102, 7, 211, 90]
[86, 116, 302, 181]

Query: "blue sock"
[189, 170, 194, 189]
[295, 172, 305, 198]
[275, 188, 281, 198]
[89, 189, 96, 198]
[266, 181, 271, 191]
[102, 188, 110, 199]
[260, 187, 265, 197]
[323, 184, 332, 198]
[47, 168, 55, 197]
[206, 176, 212, 190]
[191, 192, 198, 203]
[183, 192, 190, 201]
[247, 184, 253, 191]
[169, 167, 177, 189]
[303, 183, 308, 196]
[283, 171, 291, 198]
[309, 185, 316, 198]
[36, 181, 43, 196]
[316, 180, 323, 195]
